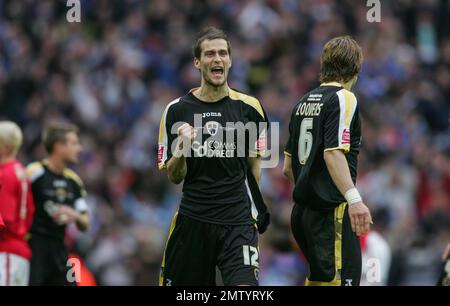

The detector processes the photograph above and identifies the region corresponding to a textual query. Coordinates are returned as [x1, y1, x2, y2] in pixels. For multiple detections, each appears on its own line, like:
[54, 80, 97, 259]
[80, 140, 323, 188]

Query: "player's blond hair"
[0, 121, 23, 156]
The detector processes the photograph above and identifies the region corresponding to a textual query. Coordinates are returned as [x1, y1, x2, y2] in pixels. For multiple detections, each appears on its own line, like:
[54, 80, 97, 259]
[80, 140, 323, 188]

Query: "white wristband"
[344, 188, 362, 206]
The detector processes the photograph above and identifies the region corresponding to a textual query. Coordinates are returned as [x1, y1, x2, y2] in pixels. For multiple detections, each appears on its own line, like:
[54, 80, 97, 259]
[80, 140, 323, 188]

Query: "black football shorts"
[29, 234, 76, 286]
[291, 202, 362, 286]
[160, 212, 260, 286]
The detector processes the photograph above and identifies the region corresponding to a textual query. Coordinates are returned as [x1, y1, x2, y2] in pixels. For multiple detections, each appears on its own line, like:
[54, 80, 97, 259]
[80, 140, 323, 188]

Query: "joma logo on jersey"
[202, 112, 222, 118]
[53, 180, 67, 188]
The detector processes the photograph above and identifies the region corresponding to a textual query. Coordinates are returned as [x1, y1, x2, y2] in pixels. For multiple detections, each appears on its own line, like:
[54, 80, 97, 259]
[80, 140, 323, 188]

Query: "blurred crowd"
[0, 0, 449, 285]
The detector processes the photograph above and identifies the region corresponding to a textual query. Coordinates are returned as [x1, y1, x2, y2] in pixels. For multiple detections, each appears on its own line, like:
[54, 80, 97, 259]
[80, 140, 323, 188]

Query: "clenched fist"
[174, 123, 198, 157]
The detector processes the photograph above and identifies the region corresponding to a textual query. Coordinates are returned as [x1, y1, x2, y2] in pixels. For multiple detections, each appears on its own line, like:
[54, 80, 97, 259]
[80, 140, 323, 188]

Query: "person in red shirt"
[0, 121, 35, 286]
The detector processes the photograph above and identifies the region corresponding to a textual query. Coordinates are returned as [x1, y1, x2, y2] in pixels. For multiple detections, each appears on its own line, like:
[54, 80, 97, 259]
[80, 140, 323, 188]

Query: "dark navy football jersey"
[285, 82, 362, 210]
[26, 160, 88, 240]
[158, 88, 268, 225]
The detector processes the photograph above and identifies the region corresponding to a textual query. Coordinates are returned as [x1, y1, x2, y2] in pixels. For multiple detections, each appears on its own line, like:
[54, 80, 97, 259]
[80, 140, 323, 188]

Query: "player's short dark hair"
[42, 122, 78, 154]
[319, 36, 363, 83]
[192, 26, 231, 59]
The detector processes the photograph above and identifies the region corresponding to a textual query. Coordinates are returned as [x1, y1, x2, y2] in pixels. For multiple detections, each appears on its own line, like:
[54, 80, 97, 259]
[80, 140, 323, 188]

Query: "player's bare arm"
[323, 149, 372, 236]
[167, 123, 197, 184]
[247, 156, 261, 186]
[75, 212, 89, 232]
[282, 154, 294, 183]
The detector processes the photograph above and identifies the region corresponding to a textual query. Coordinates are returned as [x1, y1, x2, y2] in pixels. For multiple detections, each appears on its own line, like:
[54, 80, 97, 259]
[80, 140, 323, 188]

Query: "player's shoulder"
[162, 96, 185, 116]
[228, 88, 264, 118]
[25, 161, 45, 183]
[62, 168, 84, 188]
[314, 84, 358, 109]
[2, 160, 26, 181]
[333, 88, 358, 110]
[229, 88, 261, 105]
[314, 84, 342, 101]
[335, 87, 357, 101]
[12, 160, 27, 180]
[2, 159, 24, 171]
[168, 96, 184, 109]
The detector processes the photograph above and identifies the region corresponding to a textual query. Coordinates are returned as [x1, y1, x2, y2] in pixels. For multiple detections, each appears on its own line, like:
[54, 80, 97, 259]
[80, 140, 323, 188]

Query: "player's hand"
[348, 202, 372, 237]
[442, 243, 450, 261]
[53, 205, 79, 225]
[175, 123, 197, 157]
[177, 123, 197, 141]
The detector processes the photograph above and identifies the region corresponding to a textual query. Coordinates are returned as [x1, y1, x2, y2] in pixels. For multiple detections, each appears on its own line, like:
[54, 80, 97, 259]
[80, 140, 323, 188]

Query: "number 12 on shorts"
[243, 245, 259, 267]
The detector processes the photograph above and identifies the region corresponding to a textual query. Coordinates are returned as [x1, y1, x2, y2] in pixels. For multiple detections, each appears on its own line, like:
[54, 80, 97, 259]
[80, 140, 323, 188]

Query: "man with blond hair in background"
[0, 121, 35, 286]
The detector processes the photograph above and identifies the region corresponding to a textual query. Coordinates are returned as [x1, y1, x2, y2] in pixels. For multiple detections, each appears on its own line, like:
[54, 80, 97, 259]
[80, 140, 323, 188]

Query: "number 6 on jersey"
[298, 118, 313, 165]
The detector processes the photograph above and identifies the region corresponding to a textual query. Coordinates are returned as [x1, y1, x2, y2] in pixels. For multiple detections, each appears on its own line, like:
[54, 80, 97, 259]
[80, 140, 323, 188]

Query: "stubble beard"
[203, 70, 227, 88]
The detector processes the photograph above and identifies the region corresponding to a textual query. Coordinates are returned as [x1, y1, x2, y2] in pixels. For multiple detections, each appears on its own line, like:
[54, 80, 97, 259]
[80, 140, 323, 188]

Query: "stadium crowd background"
[0, 0, 449, 285]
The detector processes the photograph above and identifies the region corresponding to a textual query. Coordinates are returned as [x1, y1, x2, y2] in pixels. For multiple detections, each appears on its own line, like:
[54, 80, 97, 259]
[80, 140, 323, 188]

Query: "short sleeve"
[323, 89, 358, 153]
[158, 98, 180, 170]
[63, 169, 88, 213]
[247, 99, 269, 157]
[284, 108, 296, 157]
[74, 183, 88, 213]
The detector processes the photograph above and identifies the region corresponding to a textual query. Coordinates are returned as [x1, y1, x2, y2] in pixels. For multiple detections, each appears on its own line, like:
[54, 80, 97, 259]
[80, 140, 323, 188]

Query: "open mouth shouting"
[211, 66, 224, 78]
